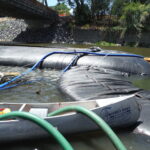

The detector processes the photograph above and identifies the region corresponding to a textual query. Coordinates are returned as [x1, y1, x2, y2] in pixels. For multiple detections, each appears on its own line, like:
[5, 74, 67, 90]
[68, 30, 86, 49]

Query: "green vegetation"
[120, 2, 150, 31]
[54, 0, 150, 47]
[119, 2, 150, 46]
[95, 41, 120, 47]
[52, 3, 70, 15]
[56, 0, 149, 29]
[57, 0, 111, 25]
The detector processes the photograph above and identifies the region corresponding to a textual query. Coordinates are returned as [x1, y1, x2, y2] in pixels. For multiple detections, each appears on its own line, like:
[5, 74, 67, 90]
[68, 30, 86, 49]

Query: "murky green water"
[0, 44, 150, 150]
[0, 66, 71, 103]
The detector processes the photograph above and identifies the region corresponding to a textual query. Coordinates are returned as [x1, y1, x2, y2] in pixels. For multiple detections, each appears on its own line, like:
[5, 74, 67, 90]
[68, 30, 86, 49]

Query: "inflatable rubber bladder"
[0, 46, 150, 75]
[59, 66, 143, 100]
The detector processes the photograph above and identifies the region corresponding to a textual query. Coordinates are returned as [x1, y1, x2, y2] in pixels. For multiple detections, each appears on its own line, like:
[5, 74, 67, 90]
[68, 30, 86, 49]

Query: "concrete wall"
[73, 28, 150, 47]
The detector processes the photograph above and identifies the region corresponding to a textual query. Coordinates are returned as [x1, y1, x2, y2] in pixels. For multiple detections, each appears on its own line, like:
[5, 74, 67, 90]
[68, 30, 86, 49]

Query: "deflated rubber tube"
[0, 111, 74, 150]
[0, 50, 143, 89]
[48, 106, 127, 150]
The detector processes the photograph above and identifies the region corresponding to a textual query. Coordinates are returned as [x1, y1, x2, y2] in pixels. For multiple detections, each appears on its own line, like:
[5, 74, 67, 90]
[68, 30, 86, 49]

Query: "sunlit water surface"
[0, 66, 72, 103]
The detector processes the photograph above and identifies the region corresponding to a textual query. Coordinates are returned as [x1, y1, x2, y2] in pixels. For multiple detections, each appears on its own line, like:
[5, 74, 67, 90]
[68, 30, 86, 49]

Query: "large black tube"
[0, 46, 150, 75]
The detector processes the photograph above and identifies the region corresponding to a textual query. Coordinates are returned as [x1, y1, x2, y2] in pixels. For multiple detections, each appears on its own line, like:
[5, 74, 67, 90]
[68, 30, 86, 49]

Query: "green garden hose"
[0, 111, 74, 150]
[48, 106, 127, 150]
[0, 106, 127, 150]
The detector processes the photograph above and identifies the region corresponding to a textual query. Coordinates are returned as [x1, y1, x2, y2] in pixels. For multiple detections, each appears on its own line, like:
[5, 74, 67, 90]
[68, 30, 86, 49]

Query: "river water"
[0, 44, 150, 150]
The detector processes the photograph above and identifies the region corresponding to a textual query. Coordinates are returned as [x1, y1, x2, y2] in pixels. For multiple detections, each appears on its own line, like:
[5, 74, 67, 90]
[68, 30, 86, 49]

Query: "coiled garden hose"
[48, 106, 127, 150]
[0, 111, 74, 150]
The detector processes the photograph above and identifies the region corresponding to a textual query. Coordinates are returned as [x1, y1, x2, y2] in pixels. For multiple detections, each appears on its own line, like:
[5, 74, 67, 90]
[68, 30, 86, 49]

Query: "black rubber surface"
[0, 46, 150, 74]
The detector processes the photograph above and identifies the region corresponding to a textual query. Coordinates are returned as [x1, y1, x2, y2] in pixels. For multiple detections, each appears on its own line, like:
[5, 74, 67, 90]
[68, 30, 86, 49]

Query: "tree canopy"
[57, 0, 111, 25]
[54, 0, 150, 30]
[53, 3, 70, 15]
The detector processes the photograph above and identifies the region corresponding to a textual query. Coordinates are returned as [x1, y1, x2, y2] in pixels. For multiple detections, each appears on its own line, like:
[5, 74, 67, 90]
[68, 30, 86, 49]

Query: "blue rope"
[0, 51, 143, 90]
[0, 80, 34, 90]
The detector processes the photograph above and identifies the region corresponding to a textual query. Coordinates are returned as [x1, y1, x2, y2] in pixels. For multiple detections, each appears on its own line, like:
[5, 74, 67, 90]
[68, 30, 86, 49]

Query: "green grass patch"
[95, 41, 120, 47]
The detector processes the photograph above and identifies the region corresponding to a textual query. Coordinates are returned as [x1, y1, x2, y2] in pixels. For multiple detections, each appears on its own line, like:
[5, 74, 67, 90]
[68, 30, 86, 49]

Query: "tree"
[91, 0, 110, 16]
[74, 2, 91, 25]
[120, 2, 150, 31]
[58, 0, 111, 25]
[139, 3, 150, 30]
[111, 0, 133, 17]
[53, 3, 70, 15]
[111, 0, 150, 17]
[58, 0, 91, 25]
[120, 2, 150, 46]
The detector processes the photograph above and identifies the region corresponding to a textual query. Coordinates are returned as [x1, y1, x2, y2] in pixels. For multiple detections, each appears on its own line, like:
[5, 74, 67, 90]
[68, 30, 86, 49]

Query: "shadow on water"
[1, 129, 150, 150]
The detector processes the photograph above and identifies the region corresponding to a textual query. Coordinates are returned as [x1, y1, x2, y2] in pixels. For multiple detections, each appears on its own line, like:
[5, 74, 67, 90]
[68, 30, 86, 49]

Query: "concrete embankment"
[0, 17, 149, 47]
[73, 28, 150, 47]
[0, 17, 73, 43]
[0, 18, 27, 42]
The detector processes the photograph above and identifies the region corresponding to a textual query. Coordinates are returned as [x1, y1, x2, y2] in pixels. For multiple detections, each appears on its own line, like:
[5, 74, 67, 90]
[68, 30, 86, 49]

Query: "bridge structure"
[0, 0, 59, 27]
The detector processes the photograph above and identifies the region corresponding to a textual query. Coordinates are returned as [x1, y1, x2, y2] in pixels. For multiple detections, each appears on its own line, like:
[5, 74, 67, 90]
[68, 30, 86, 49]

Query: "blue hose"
[0, 50, 143, 90]
[63, 54, 81, 73]
[0, 80, 37, 90]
